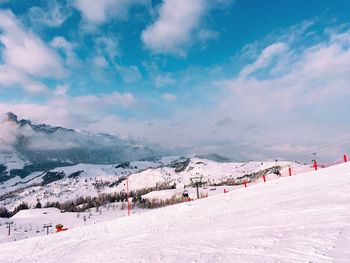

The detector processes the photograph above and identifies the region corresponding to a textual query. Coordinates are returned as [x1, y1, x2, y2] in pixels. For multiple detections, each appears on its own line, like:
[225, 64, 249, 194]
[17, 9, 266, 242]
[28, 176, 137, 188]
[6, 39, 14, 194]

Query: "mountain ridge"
[0, 112, 163, 178]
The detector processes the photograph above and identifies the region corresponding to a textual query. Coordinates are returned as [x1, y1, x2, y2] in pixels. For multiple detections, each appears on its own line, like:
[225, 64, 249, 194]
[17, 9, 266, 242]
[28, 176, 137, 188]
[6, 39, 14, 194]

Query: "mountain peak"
[3, 112, 33, 127]
[3, 112, 18, 125]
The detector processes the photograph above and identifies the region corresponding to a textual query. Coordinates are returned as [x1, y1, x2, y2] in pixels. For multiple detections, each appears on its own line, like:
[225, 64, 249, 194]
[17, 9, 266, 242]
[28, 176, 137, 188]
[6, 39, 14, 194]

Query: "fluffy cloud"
[50, 36, 80, 67]
[209, 28, 350, 159]
[54, 83, 69, 96]
[93, 55, 109, 68]
[116, 64, 142, 83]
[90, 36, 119, 70]
[141, 0, 233, 55]
[239, 42, 288, 77]
[0, 113, 18, 151]
[141, 0, 206, 55]
[0, 65, 49, 93]
[74, 0, 148, 26]
[0, 90, 135, 130]
[28, 0, 69, 27]
[220, 33, 350, 112]
[95, 36, 119, 60]
[155, 75, 175, 88]
[0, 10, 66, 93]
[0, 10, 65, 78]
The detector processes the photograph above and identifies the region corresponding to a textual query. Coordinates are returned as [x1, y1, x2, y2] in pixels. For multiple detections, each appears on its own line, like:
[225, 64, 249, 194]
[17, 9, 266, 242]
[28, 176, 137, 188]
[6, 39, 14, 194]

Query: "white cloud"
[0, 116, 18, 151]
[51, 36, 80, 67]
[155, 75, 175, 88]
[95, 36, 119, 63]
[28, 0, 69, 27]
[141, 0, 206, 55]
[0, 10, 66, 79]
[206, 29, 350, 160]
[222, 33, 350, 112]
[0, 90, 136, 130]
[0, 64, 49, 93]
[116, 64, 142, 83]
[239, 42, 288, 77]
[74, 0, 147, 26]
[93, 55, 108, 68]
[162, 93, 176, 102]
[54, 83, 69, 96]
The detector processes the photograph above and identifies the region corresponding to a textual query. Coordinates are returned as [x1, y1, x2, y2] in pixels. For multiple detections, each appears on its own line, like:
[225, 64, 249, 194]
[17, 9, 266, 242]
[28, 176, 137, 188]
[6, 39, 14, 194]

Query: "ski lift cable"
[288, 138, 350, 161]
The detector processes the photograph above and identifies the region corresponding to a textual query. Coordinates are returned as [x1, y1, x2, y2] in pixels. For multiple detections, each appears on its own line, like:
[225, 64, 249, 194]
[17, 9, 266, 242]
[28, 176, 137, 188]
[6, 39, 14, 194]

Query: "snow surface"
[0, 206, 146, 244]
[0, 152, 28, 171]
[0, 162, 349, 262]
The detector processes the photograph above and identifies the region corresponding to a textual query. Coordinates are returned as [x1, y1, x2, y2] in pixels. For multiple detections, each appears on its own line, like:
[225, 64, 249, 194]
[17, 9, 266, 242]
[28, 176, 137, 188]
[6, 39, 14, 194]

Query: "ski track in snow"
[0, 163, 349, 262]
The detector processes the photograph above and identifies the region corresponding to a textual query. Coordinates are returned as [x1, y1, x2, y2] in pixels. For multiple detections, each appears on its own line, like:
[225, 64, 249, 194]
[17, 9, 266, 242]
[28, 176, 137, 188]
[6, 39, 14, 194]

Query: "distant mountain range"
[0, 112, 164, 180]
[0, 112, 235, 185]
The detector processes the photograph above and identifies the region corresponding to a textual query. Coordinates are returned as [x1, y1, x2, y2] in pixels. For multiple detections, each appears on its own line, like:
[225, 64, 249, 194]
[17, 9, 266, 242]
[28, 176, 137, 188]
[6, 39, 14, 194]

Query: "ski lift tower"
[43, 224, 52, 235]
[190, 176, 204, 200]
[6, 221, 13, 235]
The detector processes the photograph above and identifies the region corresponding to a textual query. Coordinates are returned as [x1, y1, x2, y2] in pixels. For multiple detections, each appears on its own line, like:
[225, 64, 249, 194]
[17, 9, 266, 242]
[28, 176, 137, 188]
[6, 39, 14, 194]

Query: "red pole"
[262, 175, 266, 182]
[344, 154, 347, 163]
[126, 179, 131, 216]
[244, 181, 247, 187]
[288, 167, 292, 176]
[313, 160, 318, 171]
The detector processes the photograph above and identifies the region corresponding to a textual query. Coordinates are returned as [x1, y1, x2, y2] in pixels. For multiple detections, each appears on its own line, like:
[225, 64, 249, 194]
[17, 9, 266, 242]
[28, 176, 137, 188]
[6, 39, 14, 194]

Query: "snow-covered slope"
[0, 206, 146, 244]
[0, 157, 313, 211]
[0, 162, 349, 262]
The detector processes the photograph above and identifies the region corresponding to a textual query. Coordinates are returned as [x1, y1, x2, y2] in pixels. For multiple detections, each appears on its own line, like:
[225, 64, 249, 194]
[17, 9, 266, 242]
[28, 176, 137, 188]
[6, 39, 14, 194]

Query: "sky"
[1, 0, 350, 162]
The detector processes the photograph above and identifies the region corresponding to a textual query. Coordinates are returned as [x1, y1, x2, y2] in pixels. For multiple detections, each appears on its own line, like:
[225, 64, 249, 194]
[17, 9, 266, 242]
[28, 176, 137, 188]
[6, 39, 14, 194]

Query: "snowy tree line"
[40, 181, 176, 212]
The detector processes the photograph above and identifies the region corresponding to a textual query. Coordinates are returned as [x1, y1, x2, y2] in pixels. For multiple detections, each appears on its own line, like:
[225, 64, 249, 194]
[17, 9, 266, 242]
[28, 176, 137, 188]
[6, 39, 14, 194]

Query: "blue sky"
[1, 0, 350, 161]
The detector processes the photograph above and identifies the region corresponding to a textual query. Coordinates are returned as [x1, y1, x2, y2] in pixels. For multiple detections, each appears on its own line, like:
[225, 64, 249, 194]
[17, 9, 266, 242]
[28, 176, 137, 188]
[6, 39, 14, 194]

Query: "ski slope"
[0, 162, 349, 262]
[0, 206, 146, 244]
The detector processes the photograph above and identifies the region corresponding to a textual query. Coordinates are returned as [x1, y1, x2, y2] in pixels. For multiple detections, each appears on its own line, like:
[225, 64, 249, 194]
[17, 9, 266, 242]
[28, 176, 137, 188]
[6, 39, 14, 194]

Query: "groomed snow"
[0, 162, 349, 262]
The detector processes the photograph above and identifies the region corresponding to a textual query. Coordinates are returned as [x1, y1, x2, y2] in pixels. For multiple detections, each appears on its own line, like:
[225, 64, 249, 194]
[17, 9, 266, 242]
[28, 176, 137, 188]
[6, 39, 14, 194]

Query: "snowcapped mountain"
[0, 112, 164, 182]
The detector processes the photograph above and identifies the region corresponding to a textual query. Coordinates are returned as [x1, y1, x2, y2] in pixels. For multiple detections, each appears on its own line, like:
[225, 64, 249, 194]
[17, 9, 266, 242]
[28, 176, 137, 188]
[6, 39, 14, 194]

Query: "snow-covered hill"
[0, 162, 349, 262]
[0, 157, 313, 211]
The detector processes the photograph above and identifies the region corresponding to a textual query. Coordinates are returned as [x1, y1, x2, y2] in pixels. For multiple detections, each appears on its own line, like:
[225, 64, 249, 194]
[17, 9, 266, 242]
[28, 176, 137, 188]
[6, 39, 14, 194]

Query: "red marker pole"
[288, 167, 292, 176]
[244, 181, 247, 187]
[344, 154, 347, 163]
[313, 160, 318, 171]
[262, 175, 266, 182]
[126, 179, 131, 216]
